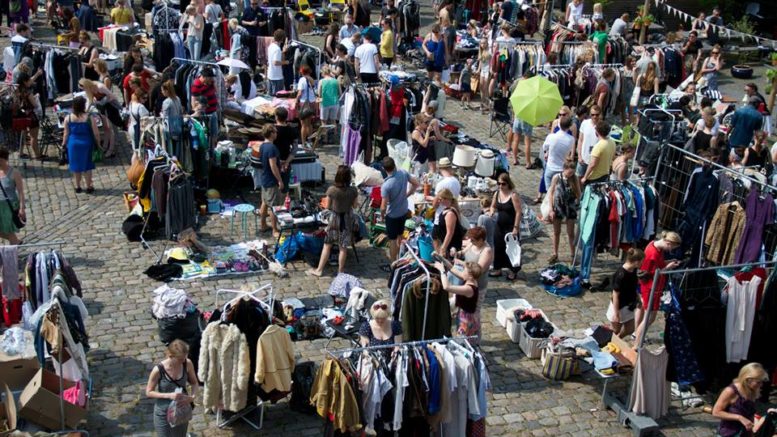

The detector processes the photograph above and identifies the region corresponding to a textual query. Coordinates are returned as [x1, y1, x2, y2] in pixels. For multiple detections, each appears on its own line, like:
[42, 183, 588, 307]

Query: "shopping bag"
[166, 389, 193, 427]
[630, 86, 641, 108]
[541, 343, 579, 380]
[504, 233, 522, 268]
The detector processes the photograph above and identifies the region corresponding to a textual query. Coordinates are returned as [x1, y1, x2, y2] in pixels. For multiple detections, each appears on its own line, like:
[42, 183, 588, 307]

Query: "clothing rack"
[290, 40, 322, 81]
[571, 176, 657, 270]
[584, 63, 623, 68]
[326, 335, 479, 356]
[402, 241, 432, 340]
[29, 42, 80, 52]
[11, 240, 67, 250]
[171, 57, 220, 68]
[212, 284, 275, 430]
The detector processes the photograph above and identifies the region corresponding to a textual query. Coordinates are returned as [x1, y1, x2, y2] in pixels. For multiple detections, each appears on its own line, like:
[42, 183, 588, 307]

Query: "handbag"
[0, 170, 24, 229]
[504, 233, 522, 268]
[630, 85, 641, 108]
[470, 75, 479, 92]
[541, 343, 580, 380]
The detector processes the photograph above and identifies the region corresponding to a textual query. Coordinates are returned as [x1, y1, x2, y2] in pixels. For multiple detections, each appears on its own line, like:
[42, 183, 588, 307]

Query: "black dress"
[81, 46, 99, 81]
[432, 208, 464, 253]
[493, 193, 520, 271]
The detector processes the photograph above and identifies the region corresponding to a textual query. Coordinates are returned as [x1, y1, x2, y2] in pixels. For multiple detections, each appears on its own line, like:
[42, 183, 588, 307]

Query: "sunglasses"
[497, 182, 507, 186]
[712, 51, 720, 54]
[372, 303, 388, 310]
[590, 113, 601, 116]
[558, 112, 568, 116]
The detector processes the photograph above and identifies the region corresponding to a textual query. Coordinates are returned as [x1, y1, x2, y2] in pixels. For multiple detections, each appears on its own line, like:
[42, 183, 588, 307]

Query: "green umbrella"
[509, 76, 564, 127]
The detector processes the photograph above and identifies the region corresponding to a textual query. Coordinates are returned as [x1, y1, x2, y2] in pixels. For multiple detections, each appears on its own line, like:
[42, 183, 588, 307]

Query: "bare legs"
[300, 118, 312, 148]
[73, 171, 93, 190]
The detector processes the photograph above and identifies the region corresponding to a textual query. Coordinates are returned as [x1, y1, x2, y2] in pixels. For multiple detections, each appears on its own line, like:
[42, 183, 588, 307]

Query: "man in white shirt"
[354, 32, 380, 84]
[576, 105, 601, 177]
[266, 29, 288, 96]
[609, 13, 629, 37]
[543, 116, 575, 188]
[10, 24, 31, 66]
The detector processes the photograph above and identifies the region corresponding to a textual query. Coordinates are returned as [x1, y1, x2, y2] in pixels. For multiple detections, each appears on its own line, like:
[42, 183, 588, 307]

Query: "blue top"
[259, 142, 280, 188]
[381, 170, 410, 218]
[730, 106, 763, 148]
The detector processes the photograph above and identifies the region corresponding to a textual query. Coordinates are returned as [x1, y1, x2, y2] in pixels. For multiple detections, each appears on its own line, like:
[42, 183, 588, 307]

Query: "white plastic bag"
[21, 301, 33, 330]
[630, 86, 641, 108]
[167, 388, 193, 427]
[504, 233, 522, 268]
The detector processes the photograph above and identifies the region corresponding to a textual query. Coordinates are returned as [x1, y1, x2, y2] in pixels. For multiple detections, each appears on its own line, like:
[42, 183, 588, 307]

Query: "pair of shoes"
[86, 187, 95, 194]
[75, 187, 82, 193]
[547, 254, 559, 264]
[532, 196, 543, 205]
[506, 272, 517, 281]
[488, 270, 502, 277]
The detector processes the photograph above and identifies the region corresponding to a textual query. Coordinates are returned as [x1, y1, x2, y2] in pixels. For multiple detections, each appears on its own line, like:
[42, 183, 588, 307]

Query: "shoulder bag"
[0, 169, 24, 229]
[541, 342, 579, 380]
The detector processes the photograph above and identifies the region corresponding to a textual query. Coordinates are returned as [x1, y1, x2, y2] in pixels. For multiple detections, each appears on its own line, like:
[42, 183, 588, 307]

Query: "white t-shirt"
[204, 3, 223, 24]
[579, 119, 598, 165]
[267, 43, 283, 81]
[435, 176, 461, 198]
[566, 2, 583, 26]
[543, 131, 575, 173]
[354, 43, 378, 74]
[342, 38, 356, 57]
[297, 77, 316, 103]
[610, 18, 627, 36]
[231, 79, 257, 102]
[695, 117, 720, 137]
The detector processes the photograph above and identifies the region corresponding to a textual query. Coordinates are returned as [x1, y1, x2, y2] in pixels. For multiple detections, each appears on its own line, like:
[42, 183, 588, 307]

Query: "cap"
[389, 74, 400, 87]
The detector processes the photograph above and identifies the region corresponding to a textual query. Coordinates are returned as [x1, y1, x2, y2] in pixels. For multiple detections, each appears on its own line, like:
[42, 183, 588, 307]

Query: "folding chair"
[489, 97, 511, 141]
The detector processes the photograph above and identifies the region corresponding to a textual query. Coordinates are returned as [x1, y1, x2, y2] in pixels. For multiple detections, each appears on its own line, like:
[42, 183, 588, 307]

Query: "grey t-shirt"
[381, 170, 410, 218]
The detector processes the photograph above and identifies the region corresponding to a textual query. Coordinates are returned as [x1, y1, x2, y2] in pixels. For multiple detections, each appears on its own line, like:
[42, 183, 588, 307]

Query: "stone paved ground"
[6, 3, 776, 437]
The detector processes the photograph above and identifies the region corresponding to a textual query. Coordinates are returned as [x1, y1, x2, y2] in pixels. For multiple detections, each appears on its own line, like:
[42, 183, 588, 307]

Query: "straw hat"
[438, 157, 453, 169]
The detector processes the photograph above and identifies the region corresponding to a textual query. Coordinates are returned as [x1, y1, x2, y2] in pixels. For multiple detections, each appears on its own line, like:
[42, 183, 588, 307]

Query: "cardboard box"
[610, 333, 637, 367]
[18, 369, 87, 430]
[0, 384, 16, 436]
[0, 356, 39, 392]
[518, 310, 558, 359]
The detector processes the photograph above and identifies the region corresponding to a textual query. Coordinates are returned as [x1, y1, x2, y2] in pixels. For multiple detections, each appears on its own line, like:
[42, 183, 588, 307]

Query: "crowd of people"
[0, 0, 776, 434]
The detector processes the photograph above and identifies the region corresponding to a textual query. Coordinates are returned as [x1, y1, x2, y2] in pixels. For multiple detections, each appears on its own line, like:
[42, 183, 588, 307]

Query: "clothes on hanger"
[629, 346, 670, 419]
[724, 270, 766, 363]
[313, 340, 488, 435]
[387, 256, 451, 341]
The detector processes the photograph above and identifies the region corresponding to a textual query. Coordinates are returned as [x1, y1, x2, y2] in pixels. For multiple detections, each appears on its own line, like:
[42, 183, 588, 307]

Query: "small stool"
[288, 182, 302, 200]
[231, 203, 258, 240]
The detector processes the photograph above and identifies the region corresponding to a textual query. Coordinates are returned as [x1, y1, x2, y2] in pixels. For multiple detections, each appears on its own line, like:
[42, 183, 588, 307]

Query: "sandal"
[547, 254, 559, 264]
[488, 270, 502, 277]
[86, 187, 95, 194]
[506, 272, 517, 281]
[532, 196, 543, 205]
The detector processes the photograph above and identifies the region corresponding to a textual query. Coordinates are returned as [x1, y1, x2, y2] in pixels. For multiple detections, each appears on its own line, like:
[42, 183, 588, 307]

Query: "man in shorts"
[257, 124, 285, 234]
[380, 157, 420, 264]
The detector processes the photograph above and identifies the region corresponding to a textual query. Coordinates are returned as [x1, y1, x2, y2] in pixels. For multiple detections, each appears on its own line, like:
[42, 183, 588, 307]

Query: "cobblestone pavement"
[9, 5, 776, 437]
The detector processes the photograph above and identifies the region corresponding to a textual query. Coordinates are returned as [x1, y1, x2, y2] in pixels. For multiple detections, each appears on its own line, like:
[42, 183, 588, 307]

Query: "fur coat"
[198, 323, 250, 412]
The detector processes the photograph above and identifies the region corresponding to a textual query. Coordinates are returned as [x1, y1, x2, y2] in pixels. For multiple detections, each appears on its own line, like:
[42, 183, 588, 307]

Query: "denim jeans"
[579, 224, 596, 281]
[576, 162, 587, 178]
[544, 170, 560, 194]
[187, 36, 202, 61]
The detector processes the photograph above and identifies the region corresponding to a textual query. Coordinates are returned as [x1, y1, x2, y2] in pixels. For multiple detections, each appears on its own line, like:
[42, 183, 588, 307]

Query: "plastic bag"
[504, 233, 522, 268]
[166, 389, 193, 427]
[21, 301, 33, 330]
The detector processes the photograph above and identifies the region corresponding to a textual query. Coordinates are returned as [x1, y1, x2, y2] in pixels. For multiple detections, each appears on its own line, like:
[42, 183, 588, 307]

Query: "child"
[458, 58, 473, 110]
[592, 3, 603, 23]
[317, 65, 341, 128]
[607, 248, 645, 338]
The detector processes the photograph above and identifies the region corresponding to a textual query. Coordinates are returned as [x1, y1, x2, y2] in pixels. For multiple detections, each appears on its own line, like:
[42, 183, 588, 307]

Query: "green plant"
[634, 14, 655, 26]
[767, 69, 777, 94]
[731, 15, 756, 36]
[771, 53, 777, 61]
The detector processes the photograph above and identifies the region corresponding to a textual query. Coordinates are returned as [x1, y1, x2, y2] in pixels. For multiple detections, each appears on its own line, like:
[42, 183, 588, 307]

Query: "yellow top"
[111, 7, 134, 25]
[380, 29, 394, 58]
[588, 138, 616, 180]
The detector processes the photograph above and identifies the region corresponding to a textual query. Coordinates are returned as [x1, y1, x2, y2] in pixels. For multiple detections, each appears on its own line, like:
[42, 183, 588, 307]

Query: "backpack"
[289, 361, 316, 414]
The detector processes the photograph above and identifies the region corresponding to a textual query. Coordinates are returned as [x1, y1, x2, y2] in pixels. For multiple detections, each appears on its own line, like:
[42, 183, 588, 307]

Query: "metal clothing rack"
[326, 335, 479, 356]
[171, 57, 220, 68]
[571, 176, 657, 271]
[290, 40, 322, 81]
[402, 241, 432, 340]
[29, 42, 80, 52]
[626, 260, 777, 434]
[213, 284, 275, 430]
[12, 240, 66, 250]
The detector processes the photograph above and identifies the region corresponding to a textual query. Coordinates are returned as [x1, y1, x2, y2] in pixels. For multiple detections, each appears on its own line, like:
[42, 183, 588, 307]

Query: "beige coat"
[197, 323, 251, 412]
[705, 202, 746, 265]
[254, 325, 295, 392]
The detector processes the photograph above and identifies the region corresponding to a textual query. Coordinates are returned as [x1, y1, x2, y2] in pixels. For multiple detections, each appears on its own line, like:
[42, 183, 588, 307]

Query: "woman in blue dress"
[422, 24, 447, 78]
[62, 96, 99, 193]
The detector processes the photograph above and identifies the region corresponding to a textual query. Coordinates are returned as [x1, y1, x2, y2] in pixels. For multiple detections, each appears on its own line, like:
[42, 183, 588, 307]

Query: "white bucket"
[475, 149, 496, 177]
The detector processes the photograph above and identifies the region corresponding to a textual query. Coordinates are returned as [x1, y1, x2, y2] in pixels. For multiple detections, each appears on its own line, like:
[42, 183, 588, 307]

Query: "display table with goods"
[146, 240, 274, 281]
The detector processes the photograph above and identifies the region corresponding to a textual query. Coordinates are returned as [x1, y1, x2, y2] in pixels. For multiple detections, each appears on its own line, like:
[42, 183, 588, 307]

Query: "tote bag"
[504, 233, 522, 267]
[630, 85, 641, 108]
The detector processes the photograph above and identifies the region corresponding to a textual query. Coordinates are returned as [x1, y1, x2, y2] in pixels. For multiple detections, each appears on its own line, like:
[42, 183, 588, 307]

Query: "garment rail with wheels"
[290, 40, 323, 81]
[401, 240, 432, 340]
[212, 284, 275, 430]
[624, 260, 777, 436]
